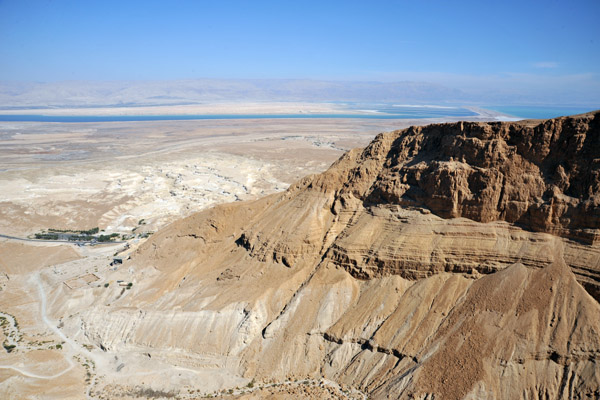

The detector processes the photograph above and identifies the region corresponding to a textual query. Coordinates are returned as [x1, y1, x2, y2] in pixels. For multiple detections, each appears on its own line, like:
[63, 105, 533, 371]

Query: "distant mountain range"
[0, 79, 473, 108]
[2, 78, 597, 111]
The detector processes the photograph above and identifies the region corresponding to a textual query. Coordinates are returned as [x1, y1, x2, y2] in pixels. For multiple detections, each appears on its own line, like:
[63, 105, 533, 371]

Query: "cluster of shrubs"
[49, 227, 99, 235]
[34, 227, 122, 242]
[34, 233, 59, 240]
[3, 342, 15, 353]
[67, 235, 95, 241]
[98, 233, 120, 242]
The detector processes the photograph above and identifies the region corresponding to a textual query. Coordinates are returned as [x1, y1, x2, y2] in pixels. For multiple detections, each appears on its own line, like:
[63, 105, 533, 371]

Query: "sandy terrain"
[0, 112, 507, 399]
[0, 117, 485, 237]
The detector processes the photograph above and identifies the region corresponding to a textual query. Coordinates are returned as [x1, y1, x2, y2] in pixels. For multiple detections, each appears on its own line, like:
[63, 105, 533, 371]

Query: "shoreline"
[0, 102, 346, 116]
[0, 101, 505, 120]
[1, 103, 592, 121]
[0, 113, 490, 123]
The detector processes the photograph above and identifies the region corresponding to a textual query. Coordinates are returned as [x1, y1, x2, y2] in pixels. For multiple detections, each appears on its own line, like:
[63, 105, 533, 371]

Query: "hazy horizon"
[0, 78, 598, 110]
[1, 1, 599, 107]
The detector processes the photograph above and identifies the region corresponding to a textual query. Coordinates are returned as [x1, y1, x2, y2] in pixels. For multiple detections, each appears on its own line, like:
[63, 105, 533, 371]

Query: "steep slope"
[60, 111, 600, 399]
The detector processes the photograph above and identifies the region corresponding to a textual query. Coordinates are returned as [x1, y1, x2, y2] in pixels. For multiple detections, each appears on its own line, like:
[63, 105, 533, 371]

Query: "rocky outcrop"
[236, 111, 600, 297]
[66, 111, 600, 399]
[340, 112, 600, 244]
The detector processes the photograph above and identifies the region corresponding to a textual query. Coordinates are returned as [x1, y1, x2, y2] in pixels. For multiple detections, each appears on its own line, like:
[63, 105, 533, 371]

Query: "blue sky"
[0, 0, 599, 104]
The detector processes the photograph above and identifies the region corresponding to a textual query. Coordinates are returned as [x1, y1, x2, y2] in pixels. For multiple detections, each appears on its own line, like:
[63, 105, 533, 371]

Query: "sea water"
[485, 106, 597, 120]
[0, 105, 478, 123]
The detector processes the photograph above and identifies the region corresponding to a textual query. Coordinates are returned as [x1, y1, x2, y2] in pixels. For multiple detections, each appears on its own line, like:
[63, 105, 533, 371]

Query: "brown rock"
[75, 111, 600, 399]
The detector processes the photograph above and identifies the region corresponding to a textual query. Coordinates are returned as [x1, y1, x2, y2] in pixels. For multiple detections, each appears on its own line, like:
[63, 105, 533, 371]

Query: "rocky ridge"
[58, 111, 600, 399]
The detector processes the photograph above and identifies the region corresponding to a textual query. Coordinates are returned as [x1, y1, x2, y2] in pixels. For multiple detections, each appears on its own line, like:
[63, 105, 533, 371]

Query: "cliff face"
[344, 112, 600, 243]
[235, 111, 600, 298]
[320, 111, 600, 299]
[65, 111, 600, 399]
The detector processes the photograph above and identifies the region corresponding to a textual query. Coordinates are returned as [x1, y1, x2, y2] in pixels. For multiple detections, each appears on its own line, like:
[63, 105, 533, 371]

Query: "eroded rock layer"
[351, 112, 600, 243]
[61, 111, 600, 399]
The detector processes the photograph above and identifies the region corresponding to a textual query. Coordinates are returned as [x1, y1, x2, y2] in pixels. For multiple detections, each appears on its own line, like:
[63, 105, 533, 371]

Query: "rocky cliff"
[336, 111, 600, 243]
[61, 111, 600, 399]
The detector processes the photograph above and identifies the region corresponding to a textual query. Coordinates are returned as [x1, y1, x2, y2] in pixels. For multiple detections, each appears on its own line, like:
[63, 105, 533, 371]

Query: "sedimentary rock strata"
[61, 111, 600, 399]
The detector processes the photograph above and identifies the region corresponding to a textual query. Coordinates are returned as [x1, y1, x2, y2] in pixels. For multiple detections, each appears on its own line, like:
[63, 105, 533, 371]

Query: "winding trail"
[0, 363, 75, 380]
[34, 273, 106, 399]
[0, 274, 77, 380]
[2, 273, 368, 399]
[34, 273, 77, 351]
